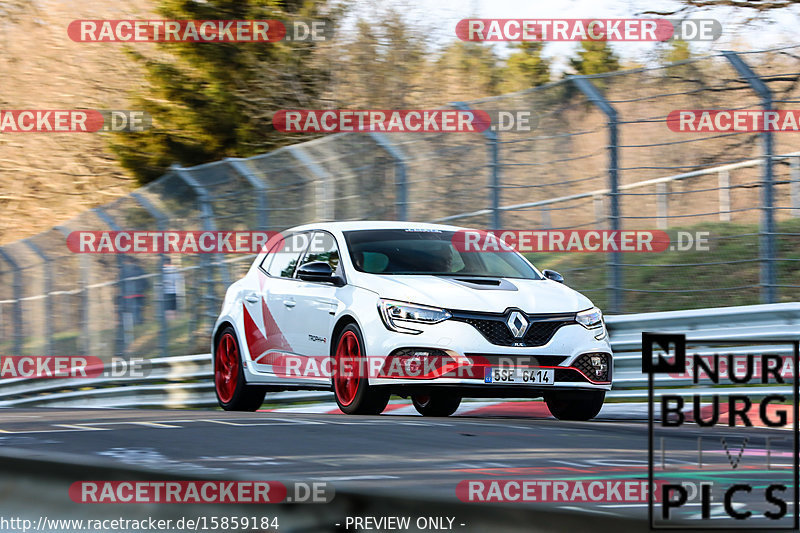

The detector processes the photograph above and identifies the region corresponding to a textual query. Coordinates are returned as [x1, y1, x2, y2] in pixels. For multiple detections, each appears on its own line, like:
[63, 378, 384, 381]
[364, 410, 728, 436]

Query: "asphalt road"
[0, 406, 795, 530]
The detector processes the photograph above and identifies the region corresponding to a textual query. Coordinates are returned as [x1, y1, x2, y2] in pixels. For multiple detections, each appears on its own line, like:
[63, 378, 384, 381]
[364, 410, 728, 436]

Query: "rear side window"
[259, 238, 284, 272]
[266, 232, 308, 278]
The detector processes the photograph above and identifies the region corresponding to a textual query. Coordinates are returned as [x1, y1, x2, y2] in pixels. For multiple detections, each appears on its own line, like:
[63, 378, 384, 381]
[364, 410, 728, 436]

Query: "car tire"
[332, 324, 390, 415]
[545, 390, 605, 421]
[412, 393, 461, 417]
[214, 326, 266, 411]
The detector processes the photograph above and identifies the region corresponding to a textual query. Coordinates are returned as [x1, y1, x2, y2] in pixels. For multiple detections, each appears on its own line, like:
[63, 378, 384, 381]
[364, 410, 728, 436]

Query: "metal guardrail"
[0, 354, 331, 408]
[0, 302, 797, 407]
[606, 301, 800, 397]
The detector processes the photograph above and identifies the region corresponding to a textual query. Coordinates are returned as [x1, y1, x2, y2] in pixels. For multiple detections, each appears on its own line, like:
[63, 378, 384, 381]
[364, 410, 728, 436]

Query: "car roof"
[285, 220, 469, 233]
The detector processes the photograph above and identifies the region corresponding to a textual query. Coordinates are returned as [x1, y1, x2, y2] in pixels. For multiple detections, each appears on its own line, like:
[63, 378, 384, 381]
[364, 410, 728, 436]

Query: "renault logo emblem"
[506, 311, 529, 338]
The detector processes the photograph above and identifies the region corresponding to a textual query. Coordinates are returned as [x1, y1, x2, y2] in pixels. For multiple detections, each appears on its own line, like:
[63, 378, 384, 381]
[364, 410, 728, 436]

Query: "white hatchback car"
[212, 221, 612, 419]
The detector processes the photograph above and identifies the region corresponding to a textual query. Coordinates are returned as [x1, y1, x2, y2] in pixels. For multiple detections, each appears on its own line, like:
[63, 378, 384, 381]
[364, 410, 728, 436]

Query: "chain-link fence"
[2, 46, 800, 360]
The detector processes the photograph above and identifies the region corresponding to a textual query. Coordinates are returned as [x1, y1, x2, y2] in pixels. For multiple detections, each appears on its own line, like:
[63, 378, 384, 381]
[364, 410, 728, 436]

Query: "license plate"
[484, 367, 554, 385]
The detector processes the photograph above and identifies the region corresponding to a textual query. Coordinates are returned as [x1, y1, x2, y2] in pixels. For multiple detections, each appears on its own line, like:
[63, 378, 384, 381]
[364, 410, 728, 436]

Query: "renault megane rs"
[212, 221, 612, 418]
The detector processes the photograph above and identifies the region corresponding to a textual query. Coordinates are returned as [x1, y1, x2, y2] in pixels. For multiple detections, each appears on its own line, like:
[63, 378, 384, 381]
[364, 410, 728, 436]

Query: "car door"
[290, 231, 342, 378]
[247, 232, 309, 377]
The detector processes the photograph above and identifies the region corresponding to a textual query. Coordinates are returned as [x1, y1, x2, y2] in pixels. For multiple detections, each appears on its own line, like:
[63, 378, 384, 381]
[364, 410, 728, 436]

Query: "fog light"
[405, 356, 423, 374]
[380, 348, 452, 379]
[590, 355, 608, 378]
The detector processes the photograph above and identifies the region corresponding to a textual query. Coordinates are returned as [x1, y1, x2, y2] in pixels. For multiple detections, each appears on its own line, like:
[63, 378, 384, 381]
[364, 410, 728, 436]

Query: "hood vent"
[456, 278, 500, 285]
[445, 277, 518, 291]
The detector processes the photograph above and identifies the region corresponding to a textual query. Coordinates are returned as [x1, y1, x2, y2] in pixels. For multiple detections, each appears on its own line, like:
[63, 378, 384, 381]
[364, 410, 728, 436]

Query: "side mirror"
[297, 261, 343, 285]
[542, 269, 564, 283]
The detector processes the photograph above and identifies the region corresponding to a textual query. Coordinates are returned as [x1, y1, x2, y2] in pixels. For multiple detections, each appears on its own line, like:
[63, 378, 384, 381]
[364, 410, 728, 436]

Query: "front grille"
[572, 352, 611, 382]
[451, 311, 575, 347]
[464, 354, 568, 367]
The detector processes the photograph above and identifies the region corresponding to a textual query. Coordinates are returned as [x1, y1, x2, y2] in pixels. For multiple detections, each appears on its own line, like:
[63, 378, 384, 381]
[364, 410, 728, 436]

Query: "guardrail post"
[791, 157, 800, 218]
[453, 102, 501, 230]
[723, 51, 776, 304]
[287, 146, 333, 222]
[172, 165, 229, 334]
[718, 170, 731, 222]
[226, 158, 270, 230]
[369, 132, 408, 221]
[656, 182, 668, 229]
[23, 240, 53, 356]
[130, 193, 169, 359]
[93, 207, 129, 357]
[0, 248, 24, 355]
[571, 76, 622, 313]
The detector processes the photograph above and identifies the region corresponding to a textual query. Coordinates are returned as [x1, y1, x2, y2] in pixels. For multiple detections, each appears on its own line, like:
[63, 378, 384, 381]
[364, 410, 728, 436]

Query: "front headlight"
[576, 306, 606, 340]
[576, 307, 603, 329]
[378, 299, 452, 334]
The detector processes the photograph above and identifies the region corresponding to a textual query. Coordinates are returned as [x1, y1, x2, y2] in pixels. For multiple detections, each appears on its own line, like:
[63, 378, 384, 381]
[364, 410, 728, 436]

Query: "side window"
[299, 232, 340, 274]
[267, 233, 307, 278]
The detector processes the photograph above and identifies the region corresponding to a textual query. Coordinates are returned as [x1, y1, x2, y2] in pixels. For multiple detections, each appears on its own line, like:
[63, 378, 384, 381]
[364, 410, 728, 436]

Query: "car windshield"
[343, 229, 541, 279]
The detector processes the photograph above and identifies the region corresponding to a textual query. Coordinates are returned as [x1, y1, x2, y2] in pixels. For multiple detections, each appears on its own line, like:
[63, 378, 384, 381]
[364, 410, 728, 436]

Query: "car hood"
[353, 274, 594, 314]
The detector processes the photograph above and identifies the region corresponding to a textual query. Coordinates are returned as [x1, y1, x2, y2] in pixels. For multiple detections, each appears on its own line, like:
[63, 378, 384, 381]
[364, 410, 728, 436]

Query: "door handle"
[283, 300, 296, 308]
[244, 295, 259, 303]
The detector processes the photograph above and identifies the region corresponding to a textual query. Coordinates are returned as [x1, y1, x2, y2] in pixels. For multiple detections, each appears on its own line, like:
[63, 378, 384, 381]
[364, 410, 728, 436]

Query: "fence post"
[56, 226, 91, 357]
[226, 158, 270, 230]
[0, 248, 24, 355]
[540, 208, 551, 229]
[656, 182, 668, 230]
[723, 51, 776, 304]
[452, 102, 501, 230]
[571, 76, 622, 313]
[93, 207, 129, 357]
[369, 132, 408, 221]
[130, 192, 169, 359]
[23, 240, 53, 356]
[287, 145, 333, 222]
[791, 157, 800, 218]
[172, 165, 229, 334]
[593, 195, 606, 229]
[718, 170, 731, 222]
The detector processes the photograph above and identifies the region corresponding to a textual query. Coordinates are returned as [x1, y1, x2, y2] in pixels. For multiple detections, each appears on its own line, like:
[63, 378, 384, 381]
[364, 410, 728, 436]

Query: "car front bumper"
[364, 318, 613, 392]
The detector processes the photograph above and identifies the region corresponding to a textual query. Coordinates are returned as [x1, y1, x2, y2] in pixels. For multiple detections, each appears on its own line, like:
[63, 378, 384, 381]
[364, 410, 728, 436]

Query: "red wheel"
[213, 326, 266, 411]
[215, 332, 239, 404]
[334, 331, 361, 407]
[332, 324, 390, 415]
